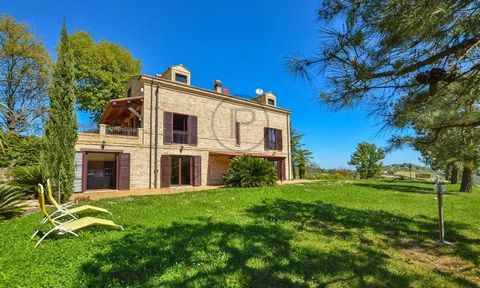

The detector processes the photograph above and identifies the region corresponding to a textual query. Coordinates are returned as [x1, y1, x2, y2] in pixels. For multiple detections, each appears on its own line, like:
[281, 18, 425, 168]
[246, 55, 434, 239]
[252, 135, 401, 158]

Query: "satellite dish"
[255, 88, 263, 95]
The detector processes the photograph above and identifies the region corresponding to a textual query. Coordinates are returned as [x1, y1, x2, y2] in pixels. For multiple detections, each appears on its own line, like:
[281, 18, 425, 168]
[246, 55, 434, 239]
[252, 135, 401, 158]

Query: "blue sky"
[1, 0, 422, 168]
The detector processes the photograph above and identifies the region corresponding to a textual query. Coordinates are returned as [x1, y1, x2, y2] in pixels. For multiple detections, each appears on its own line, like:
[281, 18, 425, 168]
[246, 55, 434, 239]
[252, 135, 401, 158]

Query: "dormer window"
[175, 73, 188, 84]
[267, 98, 275, 106]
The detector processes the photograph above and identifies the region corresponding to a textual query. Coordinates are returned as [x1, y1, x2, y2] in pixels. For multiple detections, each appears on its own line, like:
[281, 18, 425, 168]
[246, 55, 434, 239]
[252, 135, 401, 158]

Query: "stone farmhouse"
[74, 65, 292, 192]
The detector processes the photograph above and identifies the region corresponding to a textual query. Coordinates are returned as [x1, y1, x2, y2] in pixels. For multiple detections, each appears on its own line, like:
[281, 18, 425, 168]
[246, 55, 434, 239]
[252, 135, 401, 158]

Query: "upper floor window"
[175, 73, 188, 84]
[173, 114, 189, 144]
[164, 111, 198, 145]
[235, 122, 240, 146]
[267, 98, 275, 106]
[264, 128, 283, 151]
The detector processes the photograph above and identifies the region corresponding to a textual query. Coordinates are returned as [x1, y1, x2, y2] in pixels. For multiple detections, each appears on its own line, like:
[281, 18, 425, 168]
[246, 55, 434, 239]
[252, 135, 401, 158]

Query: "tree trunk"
[459, 166, 473, 193]
[292, 165, 297, 179]
[450, 166, 458, 184]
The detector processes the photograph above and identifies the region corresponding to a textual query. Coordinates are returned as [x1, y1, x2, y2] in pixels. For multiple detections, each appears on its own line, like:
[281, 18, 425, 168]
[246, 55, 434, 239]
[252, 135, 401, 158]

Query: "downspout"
[149, 81, 153, 189]
[286, 114, 291, 180]
[153, 84, 159, 188]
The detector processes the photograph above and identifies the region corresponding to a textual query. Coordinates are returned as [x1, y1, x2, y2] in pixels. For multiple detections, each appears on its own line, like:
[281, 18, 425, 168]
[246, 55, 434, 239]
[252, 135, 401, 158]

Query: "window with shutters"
[173, 114, 189, 144]
[265, 128, 282, 151]
[165, 112, 198, 145]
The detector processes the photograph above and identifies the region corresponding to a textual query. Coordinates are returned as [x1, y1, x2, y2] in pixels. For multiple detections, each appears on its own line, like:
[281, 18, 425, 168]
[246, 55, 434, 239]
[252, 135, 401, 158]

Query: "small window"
[267, 98, 275, 106]
[175, 73, 188, 84]
[173, 114, 189, 144]
[235, 122, 240, 146]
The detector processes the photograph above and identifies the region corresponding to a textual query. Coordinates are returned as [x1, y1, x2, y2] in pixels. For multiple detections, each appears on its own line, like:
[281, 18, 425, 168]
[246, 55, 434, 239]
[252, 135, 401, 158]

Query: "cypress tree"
[40, 21, 77, 202]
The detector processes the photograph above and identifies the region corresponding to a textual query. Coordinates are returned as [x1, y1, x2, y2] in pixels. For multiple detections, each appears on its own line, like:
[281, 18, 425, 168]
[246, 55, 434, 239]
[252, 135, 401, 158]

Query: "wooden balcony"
[77, 124, 144, 147]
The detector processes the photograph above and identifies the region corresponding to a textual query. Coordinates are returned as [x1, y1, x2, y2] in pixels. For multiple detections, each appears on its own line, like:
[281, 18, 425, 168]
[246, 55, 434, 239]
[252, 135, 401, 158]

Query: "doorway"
[86, 152, 117, 190]
[268, 158, 285, 181]
[170, 156, 191, 185]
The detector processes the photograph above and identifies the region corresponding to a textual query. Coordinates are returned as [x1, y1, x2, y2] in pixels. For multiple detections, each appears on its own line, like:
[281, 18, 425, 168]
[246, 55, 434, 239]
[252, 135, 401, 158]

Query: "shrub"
[0, 134, 45, 167]
[0, 184, 25, 220]
[9, 166, 44, 197]
[224, 156, 277, 188]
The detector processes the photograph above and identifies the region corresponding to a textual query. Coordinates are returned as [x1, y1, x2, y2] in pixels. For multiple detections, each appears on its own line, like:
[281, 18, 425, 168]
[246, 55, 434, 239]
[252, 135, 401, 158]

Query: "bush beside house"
[224, 156, 277, 188]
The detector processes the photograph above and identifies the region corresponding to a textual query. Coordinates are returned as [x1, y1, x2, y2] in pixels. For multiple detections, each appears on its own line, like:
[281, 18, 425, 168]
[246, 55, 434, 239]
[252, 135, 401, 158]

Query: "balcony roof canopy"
[99, 96, 144, 125]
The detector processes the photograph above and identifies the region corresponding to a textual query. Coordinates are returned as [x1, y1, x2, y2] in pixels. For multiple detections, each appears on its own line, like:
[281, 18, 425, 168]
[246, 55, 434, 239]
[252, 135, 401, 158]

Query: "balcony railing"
[173, 130, 188, 144]
[106, 126, 139, 137]
[78, 123, 100, 134]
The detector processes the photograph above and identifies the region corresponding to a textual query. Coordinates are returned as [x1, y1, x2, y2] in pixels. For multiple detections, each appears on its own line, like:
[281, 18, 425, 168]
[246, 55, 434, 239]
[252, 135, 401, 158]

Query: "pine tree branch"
[366, 36, 480, 79]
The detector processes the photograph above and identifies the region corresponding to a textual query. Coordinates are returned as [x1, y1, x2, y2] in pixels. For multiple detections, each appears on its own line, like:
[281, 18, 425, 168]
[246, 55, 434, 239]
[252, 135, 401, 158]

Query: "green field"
[1, 180, 479, 287]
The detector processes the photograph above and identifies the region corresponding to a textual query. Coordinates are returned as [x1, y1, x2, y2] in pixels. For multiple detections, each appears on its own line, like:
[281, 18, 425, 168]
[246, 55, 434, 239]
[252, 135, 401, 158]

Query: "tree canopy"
[387, 76, 480, 192]
[70, 31, 141, 121]
[0, 14, 50, 133]
[349, 142, 385, 179]
[288, 1, 480, 130]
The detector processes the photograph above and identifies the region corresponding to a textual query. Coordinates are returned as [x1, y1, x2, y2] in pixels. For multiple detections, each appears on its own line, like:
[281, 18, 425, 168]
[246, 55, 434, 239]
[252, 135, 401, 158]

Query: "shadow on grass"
[246, 199, 479, 285]
[79, 220, 417, 287]
[78, 200, 478, 287]
[353, 182, 443, 195]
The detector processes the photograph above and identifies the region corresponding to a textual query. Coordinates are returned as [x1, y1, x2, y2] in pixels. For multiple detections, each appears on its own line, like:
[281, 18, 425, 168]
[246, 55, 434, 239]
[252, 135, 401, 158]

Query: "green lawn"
[1, 180, 479, 287]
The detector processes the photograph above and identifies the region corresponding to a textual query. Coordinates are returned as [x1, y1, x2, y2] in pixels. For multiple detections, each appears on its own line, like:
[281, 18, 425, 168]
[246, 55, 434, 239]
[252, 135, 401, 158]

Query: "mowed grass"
[0, 180, 479, 287]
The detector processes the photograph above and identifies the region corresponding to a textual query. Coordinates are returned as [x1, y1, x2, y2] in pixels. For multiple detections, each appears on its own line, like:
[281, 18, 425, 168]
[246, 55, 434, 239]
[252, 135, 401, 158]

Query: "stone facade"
[75, 65, 292, 191]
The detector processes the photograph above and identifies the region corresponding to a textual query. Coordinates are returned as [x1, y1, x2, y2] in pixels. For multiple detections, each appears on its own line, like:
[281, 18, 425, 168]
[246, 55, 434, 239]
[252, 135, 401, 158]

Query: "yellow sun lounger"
[33, 184, 123, 248]
[31, 179, 113, 239]
[45, 179, 112, 217]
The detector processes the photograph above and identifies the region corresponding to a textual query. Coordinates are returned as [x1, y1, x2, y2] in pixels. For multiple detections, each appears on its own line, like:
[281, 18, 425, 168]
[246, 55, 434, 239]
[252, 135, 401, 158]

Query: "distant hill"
[383, 163, 432, 172]
[383, 163, 435, 181]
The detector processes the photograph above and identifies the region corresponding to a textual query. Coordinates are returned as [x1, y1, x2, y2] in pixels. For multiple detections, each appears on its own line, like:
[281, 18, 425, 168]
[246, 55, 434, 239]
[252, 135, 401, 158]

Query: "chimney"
[223, 87, 230, 95]
[214, 80, 222, 93]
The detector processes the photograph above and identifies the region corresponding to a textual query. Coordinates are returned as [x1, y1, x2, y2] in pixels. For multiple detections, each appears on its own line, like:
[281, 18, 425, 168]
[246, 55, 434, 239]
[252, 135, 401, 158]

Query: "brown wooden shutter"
[82, 152, 87, 192]
[74, 151, 87, 192]
[160, 155, 170, 188]
[118, 153, 130, 190]
[280, 159, 285, 180]
[276, 129, 283, 151]
[163, 111, 173, 144]
[193, 156, 201, 186]
[188, 115, 198, 145]
[264, 127, 269, 150]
